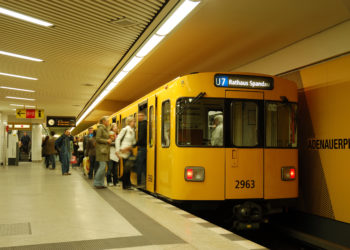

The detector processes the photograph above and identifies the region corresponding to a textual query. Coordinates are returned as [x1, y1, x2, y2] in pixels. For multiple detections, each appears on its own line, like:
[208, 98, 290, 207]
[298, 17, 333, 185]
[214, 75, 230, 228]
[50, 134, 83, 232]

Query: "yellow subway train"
[78, 72, 298, 229]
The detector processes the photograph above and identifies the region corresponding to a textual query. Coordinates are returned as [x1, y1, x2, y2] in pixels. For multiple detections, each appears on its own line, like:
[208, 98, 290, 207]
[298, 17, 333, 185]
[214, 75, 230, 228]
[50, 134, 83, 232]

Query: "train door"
[146, 95, 157, 193]
[225, 91, 264, 199]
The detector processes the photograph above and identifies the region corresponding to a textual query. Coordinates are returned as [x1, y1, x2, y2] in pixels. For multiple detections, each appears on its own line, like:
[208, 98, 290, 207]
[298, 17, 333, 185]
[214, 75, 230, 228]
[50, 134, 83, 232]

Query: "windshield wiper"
[176, 92, 206, 115]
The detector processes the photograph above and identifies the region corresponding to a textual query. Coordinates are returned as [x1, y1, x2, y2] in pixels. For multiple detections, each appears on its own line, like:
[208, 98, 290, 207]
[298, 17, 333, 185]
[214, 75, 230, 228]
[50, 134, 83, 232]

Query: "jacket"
[44, 137, 57, 155]
[116, 125, 136, 159]
[96, 124, 110, 162]
[86, 137, 96, 156]
[55, 134, 73, 154]
[135, 120, 147, 148]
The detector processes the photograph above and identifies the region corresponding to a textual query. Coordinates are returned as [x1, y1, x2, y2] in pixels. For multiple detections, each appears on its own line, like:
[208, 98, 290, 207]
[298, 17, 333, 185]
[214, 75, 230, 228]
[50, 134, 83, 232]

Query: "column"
[31, 124, 42, 161]
[0, 112, 8, 166]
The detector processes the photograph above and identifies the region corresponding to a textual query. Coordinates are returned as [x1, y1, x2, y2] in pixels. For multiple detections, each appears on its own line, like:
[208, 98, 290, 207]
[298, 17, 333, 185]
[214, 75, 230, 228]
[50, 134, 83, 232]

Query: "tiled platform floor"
[0, 162, 266, 250]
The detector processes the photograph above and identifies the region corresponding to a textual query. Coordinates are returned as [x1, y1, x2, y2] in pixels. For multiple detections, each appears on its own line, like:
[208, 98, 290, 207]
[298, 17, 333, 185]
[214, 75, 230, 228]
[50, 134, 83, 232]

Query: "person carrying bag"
[116, 116, 136, 190]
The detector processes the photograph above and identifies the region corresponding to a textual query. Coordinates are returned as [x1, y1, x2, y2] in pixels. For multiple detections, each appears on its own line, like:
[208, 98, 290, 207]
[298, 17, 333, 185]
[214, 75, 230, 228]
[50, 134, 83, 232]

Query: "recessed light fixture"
[10, 104, 24, 107]
[0, 51, 43, 62]
[6, 96, 35, 101]
[25, 105, 36, 108]
[0, 7, 53, 27]
[0, 72, 37, 80]
[0, 86, 35, 92]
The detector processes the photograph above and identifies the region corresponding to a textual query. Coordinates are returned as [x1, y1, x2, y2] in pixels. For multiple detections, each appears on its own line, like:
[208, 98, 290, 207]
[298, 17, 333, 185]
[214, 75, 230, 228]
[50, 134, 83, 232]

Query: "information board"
[16, 109, 45, 119]
[46, 116, 76, 127]
[214, 74, 274, 90]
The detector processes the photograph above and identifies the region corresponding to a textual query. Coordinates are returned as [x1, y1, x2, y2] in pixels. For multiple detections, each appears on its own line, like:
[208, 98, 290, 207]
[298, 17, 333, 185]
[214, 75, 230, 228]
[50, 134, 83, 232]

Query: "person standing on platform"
[107, 125, 119, 186]
[45, 131, 57, 169]
[94, 116, 112, 189]
[21, 132, 31, 154]
[116, 117, 136, 190]
[42, 136, 50, 167]
[135, 112, 147, 187]
[86, 130, 97, 179]
[84, 127, 94, 156]
[76, 137, 84, 167]
[55, 129, 74, 175]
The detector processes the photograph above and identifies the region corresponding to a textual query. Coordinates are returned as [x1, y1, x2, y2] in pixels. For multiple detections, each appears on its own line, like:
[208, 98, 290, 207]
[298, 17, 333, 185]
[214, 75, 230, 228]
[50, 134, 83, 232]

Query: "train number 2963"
[235, 180, 255, 189]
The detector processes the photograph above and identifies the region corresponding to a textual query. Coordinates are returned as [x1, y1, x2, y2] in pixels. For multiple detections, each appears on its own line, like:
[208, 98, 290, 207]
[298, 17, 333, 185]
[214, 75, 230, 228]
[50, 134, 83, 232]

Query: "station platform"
[0, 162, 266, 250]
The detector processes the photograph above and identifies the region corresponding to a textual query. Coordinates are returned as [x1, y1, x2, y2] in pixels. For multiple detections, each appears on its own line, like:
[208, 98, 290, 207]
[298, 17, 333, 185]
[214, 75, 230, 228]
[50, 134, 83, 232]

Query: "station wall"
[282, 54, 350, 224]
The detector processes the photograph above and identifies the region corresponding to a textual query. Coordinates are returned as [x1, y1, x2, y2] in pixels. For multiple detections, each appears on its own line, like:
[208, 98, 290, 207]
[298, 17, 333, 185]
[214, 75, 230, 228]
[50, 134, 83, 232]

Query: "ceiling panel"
[0, 0, 168, 117]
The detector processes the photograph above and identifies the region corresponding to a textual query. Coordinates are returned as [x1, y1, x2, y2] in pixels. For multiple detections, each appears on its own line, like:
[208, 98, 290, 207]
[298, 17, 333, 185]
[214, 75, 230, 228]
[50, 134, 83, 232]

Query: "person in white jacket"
[107, 128, 119, 186]
[116, 117, 136, 189]
[211, 115, 223, 146]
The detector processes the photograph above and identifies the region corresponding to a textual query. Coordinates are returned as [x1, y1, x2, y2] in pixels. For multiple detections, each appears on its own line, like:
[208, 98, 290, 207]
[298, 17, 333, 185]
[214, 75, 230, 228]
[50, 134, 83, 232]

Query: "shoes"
[108, 183, 113, 187]
[95, 186, 106, 189]
[62, 172, 71, 176]
[49, 168, 55, 170]
[123, 186, 133, 190]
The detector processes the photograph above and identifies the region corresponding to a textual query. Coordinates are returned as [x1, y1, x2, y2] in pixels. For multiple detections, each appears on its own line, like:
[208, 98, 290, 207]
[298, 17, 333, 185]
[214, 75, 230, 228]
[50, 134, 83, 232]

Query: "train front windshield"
[176, 98, 297, 148]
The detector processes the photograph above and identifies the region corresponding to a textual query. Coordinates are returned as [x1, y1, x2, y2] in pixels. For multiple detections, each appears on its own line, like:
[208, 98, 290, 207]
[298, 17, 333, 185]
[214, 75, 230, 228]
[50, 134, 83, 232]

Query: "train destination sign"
[46, 116, 76, 127]
[214, 74, 274, 90]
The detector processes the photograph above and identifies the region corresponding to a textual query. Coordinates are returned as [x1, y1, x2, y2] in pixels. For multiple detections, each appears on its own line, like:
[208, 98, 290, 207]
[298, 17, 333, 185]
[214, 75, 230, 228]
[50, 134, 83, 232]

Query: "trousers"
[60, 152, 70, 174]
[94, 161, 106, 187]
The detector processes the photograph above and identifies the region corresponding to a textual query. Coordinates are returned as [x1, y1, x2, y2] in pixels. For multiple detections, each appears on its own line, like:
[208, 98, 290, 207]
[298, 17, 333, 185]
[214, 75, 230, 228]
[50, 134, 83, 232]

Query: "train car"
[78, 72, 298, 229]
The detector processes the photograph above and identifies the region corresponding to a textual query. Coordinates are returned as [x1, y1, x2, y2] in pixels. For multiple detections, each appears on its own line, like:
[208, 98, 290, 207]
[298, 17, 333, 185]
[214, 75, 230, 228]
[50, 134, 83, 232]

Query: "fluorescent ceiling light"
[156, 0, 200, 36]
[6, 96, 35, 101]
[1, 86, 35, 92]
[10, 104, 24, 107]
[0, 72, 37, 80]
[76, 90, 110, 126]
[0, 51, 43, 62]
[123, 56, 143, 72]
[25, 105, 36, 108]
[0, 7, 53, 27]
[136, 34, 165, 58]
[106, 71, 129, 91]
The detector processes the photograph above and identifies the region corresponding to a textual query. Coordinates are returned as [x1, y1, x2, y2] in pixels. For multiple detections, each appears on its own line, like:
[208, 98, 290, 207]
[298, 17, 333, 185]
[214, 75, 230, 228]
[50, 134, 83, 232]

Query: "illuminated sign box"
[214, 74, 274, 90]
[46, 116, 76, 127]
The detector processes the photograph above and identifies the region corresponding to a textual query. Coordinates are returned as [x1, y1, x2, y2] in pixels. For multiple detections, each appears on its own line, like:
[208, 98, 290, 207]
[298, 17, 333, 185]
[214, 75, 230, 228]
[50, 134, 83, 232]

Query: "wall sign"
[16, 109, 45, 119]
[214, 74, 274, 90]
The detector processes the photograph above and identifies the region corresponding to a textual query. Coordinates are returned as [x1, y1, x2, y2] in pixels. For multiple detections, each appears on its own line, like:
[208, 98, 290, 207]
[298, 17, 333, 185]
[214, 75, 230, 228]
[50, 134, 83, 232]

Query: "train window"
[231, 101, 259, 147]
[161, 100, 171, 147]
[265, 102, 297, 148]
[122, 118, 126, 128]
[149, 106, 154, 147]
[176, 98, 224, 147]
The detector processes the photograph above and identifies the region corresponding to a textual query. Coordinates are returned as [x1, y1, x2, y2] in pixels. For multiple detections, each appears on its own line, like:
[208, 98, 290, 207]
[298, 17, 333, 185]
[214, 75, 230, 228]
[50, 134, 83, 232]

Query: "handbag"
[124, 155, 136, 172]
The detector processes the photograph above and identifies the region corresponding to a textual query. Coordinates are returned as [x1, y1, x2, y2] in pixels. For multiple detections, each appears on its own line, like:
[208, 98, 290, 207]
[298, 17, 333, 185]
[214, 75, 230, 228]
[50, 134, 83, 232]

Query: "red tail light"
[290, 168, 295, 179]
[185, 167, 205, 182]
[186, 169, 193, 180]
[281, 167, 296, 181]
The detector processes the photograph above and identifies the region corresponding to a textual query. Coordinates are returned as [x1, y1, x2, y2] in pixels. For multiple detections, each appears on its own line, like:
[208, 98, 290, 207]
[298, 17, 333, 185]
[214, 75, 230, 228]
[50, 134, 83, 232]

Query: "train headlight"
[185, 167, 205, 182]
[281, 167, 296, 181]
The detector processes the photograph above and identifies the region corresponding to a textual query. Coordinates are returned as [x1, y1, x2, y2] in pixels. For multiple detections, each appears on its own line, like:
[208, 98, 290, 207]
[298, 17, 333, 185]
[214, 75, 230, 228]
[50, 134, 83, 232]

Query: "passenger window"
[161, 101, 170, 147]
[176, 98, 224, 147]
[266, 102, 297, 148]
[149, 106, 154, 147]
[231, 101, 258, 147]
[122, 118, 126, 128]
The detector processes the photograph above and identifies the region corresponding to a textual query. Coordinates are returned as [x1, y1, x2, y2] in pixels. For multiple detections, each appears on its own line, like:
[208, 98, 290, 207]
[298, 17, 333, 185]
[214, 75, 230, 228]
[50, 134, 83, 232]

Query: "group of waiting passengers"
[41, 112, 147, 189]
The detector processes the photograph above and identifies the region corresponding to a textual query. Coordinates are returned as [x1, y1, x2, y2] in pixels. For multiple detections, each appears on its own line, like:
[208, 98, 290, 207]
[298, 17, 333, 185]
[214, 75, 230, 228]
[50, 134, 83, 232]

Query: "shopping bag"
[70, 155, 77, 164]
[83, 157, 90, 175]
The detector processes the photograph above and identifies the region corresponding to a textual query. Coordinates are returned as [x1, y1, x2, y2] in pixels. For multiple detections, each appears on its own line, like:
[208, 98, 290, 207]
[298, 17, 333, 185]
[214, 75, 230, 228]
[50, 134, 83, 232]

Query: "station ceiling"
[1, 0, 349, 134]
